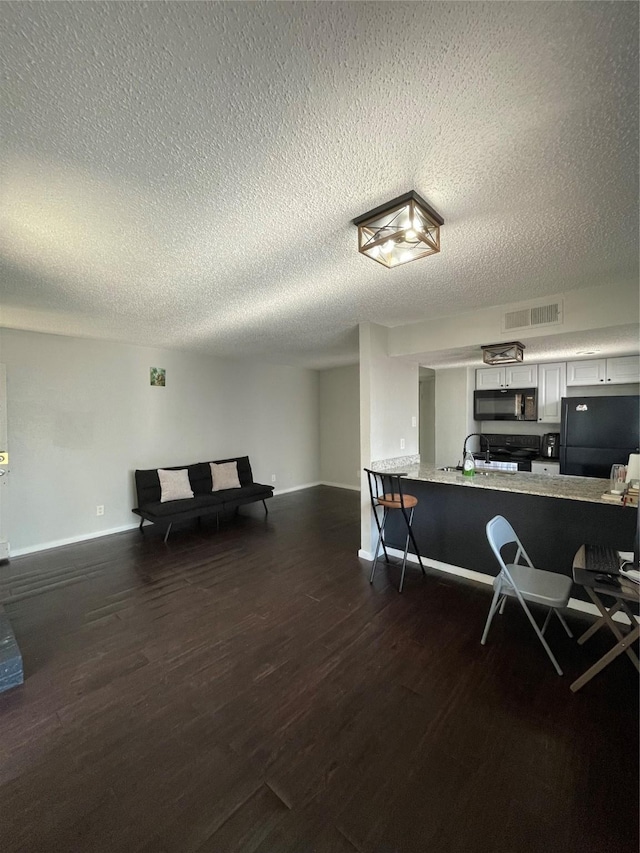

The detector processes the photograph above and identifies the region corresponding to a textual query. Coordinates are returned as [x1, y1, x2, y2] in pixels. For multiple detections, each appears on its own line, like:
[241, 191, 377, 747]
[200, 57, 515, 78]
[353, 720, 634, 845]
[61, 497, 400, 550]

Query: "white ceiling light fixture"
[481, 341, 526, 365]
[353, 191, 444, 269]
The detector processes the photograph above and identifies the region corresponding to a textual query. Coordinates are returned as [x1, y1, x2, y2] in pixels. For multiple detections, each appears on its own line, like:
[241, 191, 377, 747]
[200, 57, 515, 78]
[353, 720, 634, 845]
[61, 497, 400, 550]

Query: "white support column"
[359, 322, 419, 558]
[0, 363, 9, 560]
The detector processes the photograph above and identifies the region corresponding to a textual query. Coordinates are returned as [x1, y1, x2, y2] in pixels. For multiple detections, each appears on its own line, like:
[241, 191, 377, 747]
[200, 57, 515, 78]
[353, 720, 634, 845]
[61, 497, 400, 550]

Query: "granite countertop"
[372, 462, 620, 505]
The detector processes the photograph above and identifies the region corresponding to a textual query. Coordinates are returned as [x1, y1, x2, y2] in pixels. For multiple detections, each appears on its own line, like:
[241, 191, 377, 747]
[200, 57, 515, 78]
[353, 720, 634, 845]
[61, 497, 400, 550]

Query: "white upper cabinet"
[566, 356, 639, 387]
[537, 362, 566, 423]
[476, 364, 538, 390]
[477, 356, 638, 396]
[504, 364, 538, 388]
[604, 355, 640, 385]
[476, 367, 506, 390]
[566, 359, 607, 386]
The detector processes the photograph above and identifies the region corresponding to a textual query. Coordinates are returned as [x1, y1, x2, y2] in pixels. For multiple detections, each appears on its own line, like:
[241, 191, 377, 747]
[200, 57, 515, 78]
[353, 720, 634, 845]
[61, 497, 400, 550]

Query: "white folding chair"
[482, 515, 573, 676]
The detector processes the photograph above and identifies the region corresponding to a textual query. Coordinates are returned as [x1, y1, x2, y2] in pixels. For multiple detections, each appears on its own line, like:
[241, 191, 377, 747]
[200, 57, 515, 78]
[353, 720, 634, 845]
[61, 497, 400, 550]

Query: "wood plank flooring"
[0, 486, 637, 852]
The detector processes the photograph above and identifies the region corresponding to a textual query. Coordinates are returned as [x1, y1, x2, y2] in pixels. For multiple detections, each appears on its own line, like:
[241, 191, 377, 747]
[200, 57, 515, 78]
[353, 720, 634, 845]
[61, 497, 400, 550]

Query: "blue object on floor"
[0, 604, 24, 693]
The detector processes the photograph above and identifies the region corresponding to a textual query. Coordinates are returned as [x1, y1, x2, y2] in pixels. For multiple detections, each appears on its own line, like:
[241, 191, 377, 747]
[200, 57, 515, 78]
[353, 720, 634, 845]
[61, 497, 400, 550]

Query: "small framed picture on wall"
[150, 367, 166, 387]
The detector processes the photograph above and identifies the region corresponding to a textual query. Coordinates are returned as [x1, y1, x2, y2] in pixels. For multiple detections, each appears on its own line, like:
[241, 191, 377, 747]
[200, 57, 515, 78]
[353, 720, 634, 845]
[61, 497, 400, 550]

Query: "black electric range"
[481, 433, 542, 472]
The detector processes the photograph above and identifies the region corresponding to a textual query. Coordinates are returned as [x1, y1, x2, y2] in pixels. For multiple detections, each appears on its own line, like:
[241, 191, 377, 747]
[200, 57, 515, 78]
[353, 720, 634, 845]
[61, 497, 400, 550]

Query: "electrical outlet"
[96, 505, 104, 516]
[400, 438, 405, 450]
[411, 416, 416, 428]
[271, 474, 276, 483]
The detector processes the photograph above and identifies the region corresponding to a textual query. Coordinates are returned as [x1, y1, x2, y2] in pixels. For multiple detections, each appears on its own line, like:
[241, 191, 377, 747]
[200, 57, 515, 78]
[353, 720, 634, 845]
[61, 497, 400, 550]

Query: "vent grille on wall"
[502, 301, 562, 332]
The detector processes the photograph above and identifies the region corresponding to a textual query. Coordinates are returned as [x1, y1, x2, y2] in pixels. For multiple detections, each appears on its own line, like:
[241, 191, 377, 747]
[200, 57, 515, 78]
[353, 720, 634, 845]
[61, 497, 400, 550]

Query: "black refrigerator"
[560, 395, 640, 478]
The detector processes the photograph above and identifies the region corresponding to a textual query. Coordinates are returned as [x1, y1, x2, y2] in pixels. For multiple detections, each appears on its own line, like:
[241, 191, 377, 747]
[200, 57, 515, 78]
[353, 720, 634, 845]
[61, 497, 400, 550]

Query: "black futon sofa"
[133, 456, 273, 542]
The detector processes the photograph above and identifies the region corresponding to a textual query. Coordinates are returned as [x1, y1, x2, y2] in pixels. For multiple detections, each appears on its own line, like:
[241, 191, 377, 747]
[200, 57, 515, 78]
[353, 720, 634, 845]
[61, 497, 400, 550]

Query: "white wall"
[360, 324, 419, 464]
[0, 329, 320, 554]
[387, 281, 640, 359]
[319, 364, 360, 490]
[434, 367, 475, 467]
[0, 364, 7, 552]
[359, 322, 419, 555]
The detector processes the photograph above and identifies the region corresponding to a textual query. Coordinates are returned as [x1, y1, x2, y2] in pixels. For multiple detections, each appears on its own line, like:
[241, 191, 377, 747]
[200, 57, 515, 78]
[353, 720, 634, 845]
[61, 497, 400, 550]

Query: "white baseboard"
[320, 481, 360, 492]
[273, 481, 322, 496]
[275, 481, 360, 495]
[362, 546, 637, 626]
[10, 522, 141, 558]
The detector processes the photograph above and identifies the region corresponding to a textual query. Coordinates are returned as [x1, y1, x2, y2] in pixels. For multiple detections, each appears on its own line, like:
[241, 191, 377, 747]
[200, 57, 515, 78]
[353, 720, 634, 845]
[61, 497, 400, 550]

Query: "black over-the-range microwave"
[473, 388, 538, 421]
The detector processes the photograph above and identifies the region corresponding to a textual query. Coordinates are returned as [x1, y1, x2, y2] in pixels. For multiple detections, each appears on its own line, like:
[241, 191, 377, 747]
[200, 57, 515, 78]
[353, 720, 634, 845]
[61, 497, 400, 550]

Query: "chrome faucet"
[462, 433, 491, 463]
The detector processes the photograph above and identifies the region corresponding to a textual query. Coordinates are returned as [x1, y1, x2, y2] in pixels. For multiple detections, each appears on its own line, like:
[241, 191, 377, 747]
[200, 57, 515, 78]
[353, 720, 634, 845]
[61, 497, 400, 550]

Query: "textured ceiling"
[1, 1, 638, 368]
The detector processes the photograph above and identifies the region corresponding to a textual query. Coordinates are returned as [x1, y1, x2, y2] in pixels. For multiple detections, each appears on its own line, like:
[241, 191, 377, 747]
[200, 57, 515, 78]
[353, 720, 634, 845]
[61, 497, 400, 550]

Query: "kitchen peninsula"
[373, 461, 637, 588]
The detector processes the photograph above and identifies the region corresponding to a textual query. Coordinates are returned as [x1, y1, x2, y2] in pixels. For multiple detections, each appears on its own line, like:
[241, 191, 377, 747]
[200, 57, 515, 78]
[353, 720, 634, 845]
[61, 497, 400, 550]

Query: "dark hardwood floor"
[0, 486, 637, 853]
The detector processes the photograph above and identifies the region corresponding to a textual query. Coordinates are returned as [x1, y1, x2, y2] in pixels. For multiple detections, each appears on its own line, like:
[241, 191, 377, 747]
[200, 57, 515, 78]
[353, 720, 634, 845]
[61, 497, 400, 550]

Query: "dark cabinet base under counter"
[379, 472, 637, 591]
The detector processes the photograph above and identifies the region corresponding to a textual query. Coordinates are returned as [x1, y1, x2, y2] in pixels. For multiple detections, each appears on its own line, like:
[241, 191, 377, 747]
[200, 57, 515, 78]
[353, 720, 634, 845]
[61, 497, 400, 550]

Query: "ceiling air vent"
[503, 309, 530, 331]
[502, 300, 563, 332]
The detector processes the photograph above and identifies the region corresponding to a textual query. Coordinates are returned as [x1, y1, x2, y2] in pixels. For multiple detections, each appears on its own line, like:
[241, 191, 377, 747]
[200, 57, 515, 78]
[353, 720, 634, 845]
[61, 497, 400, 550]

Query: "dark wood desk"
[570, 545, 640, 692]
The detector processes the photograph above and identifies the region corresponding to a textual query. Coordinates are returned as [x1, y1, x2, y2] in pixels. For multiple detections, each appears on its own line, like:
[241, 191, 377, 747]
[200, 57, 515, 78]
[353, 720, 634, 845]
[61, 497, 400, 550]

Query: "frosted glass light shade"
[353, 191, 444, 269]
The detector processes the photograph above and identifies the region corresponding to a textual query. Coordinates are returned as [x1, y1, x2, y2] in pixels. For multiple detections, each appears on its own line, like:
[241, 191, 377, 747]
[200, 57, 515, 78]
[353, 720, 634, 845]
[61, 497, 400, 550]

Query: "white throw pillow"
[210, 461, 241, 491]
[158, 468, 194, 503]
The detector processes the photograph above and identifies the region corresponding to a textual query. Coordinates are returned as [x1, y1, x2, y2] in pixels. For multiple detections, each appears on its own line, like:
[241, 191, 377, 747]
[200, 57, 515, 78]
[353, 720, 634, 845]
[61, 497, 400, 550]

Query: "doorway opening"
[419, 367, 435, 466]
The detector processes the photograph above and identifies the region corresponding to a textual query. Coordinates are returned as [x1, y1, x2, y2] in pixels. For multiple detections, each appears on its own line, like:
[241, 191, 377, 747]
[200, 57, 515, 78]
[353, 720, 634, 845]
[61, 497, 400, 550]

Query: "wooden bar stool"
[364, 468, 426, 592]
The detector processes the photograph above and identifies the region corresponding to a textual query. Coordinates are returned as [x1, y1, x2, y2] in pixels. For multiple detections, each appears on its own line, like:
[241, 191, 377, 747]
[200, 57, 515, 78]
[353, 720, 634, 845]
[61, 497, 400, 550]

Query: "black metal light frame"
[353, 191, 444, 269]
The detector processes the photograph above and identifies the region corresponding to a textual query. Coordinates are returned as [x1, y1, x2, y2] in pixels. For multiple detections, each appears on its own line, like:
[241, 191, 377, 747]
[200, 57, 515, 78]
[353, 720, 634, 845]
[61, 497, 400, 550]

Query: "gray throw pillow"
[210, 461, 241, 491]
[158, 468, 194, 503]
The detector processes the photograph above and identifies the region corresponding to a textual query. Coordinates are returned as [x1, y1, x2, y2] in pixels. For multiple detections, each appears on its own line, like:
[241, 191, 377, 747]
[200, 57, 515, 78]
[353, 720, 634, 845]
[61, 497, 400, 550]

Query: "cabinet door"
[605, 355, 640, 385]
[566, 359, 606, 386]
[537, 362, 567, 423]
[476, 367, 505, 389]
[531, 461, 560, 475]
[505, 364, 538, 387]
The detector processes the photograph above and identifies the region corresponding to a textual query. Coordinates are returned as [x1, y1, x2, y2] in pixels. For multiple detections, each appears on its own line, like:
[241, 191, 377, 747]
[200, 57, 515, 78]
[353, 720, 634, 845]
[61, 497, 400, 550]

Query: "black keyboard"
[585, 544, 621, 575]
